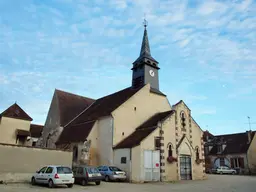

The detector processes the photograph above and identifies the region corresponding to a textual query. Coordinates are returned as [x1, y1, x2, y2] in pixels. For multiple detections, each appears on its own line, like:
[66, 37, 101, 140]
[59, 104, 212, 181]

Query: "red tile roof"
[0, 103, 33, 121]
[56, 86, 144, 145]
[30, 124, 44, 138]
[114, 110, 175, 149]
[55, 89, 95, 126]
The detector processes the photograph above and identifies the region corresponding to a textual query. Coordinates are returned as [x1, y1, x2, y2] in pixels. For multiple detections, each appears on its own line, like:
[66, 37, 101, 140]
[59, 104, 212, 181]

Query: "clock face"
[149, 69, 155, 77]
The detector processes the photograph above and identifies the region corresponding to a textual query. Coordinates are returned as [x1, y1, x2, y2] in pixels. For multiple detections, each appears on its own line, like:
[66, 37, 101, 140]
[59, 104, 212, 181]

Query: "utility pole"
[248, 116, 251, 131]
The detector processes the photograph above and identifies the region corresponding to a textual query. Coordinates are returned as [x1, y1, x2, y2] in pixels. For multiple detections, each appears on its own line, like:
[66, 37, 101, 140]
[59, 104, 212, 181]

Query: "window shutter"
[239, 158, 245, 168]
[230, 158, 234, 168]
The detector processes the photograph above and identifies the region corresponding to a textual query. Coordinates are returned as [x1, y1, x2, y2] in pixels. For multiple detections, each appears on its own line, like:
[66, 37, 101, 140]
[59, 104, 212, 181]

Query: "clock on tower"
[131, 19, 160, 91]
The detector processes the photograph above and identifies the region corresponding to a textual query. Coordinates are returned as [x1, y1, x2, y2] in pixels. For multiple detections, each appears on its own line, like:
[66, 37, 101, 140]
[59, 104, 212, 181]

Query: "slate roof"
[30, 124, 44, 138]
[55, 89, 95, 126]
[113, 110, 175, 149]
[56, 86, 144, 145]
[208, 131, 255, 155]
[133, 27, 158, 65]
[0, 103, 33, 121]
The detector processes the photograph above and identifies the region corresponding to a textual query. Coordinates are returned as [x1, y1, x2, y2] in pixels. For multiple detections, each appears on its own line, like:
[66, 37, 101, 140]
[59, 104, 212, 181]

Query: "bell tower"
[131, 20, 160, 90]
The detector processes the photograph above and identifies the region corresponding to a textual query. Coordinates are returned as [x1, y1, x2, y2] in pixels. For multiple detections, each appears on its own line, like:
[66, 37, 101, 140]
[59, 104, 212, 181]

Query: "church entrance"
[143, 150, 160, 182]
[180, 155, 192, 180]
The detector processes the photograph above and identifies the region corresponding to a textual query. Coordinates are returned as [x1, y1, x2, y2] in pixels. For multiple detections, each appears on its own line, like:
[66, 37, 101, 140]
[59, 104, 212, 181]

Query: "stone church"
[38, 23, 206, 182]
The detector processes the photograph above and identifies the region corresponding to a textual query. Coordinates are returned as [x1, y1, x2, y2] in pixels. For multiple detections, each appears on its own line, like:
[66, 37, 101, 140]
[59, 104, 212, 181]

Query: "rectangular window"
[217, 145, 222, 153]
[155, 137, 161, 150]
[121, 157, 127, 164]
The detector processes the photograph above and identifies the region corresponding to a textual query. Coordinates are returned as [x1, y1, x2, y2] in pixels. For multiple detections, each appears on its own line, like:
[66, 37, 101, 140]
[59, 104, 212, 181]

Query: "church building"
[38, 22, 206, 182]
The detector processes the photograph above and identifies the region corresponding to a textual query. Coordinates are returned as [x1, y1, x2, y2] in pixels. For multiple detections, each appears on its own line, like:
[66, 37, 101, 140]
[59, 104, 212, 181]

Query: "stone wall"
[0, 143, 72, 183]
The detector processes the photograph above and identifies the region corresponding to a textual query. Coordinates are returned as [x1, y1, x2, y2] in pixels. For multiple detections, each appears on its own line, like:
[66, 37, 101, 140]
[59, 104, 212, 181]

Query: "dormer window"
[217, 145, 222, 153]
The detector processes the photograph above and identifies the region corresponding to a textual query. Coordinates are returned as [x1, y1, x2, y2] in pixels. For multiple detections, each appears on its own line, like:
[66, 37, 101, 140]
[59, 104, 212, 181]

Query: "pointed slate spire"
[140, 20, 151, 57]
[133, 19, 158, 65]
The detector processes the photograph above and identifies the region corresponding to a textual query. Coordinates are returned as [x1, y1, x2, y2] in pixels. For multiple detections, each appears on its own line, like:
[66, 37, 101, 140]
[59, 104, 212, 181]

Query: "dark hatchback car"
[72, 166, 103, 186]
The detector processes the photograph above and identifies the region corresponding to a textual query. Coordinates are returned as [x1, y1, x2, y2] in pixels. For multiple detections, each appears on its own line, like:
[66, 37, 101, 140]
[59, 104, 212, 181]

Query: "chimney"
[247, 130, 252, 144]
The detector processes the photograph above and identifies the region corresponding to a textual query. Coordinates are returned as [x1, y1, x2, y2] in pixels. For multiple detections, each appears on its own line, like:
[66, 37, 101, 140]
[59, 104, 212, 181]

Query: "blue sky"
[0, 0, 255, 135]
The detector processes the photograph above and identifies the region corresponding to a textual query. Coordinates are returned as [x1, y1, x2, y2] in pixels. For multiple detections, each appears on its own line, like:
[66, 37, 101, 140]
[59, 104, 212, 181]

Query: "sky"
[0, 0, 255, 135]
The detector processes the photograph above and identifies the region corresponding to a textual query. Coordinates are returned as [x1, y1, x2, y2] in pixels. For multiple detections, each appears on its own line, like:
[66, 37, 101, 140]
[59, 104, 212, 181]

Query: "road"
[0, 174, 255, 192]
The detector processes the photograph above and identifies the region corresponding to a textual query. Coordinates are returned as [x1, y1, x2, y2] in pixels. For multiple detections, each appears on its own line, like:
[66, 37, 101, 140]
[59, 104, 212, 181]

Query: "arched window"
[195, 146, 200, 160]
[168, 145, 173, 157]
[167, 142, 173, 157]
[73, 146, 78, 162]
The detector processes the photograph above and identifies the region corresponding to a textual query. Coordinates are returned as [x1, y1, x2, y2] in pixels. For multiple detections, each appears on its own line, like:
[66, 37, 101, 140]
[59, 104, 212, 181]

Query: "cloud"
[0, 0, 255, 134]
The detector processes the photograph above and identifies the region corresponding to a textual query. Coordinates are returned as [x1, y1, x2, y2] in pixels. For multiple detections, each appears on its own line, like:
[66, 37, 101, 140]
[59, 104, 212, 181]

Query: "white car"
[216, 166, 237, 175]
[31, 165, 74, 188]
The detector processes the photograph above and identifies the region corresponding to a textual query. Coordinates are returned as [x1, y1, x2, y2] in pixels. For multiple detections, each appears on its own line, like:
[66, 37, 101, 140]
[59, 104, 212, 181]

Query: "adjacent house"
[204, 130, 256, 174]
[0, 103, 44, 147]
[39, 24, 206, 182]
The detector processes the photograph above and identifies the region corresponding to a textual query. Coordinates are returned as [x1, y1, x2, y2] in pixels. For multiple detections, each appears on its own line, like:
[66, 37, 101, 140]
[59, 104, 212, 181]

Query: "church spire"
[140, 19, 151, 57]
[131, 19, 160, 90]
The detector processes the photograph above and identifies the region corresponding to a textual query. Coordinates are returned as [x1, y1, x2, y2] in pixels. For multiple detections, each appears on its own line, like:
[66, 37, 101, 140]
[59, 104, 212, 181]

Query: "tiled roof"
[56, 86, 144, 145]
[0, 103, 33, 121]
[208, 131, 255, 155]
[30, 124, 44, 138]
[16, 129, 30, 137]
[66, 86, 144, 125]
[55, 89, 95, 126]
[56, 121, 96, 145]
[114, 110, 175, 149]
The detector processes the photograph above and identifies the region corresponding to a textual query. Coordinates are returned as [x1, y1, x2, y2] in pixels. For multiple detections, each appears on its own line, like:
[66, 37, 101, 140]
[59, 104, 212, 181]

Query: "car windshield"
[57, 167, 72, 174]
[109, 167, 121, 171]
[87, 167, 99, 174]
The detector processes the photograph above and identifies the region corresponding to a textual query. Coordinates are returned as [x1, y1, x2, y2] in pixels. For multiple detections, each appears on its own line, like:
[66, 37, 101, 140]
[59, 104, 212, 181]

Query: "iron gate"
[180, 155, 192, 180]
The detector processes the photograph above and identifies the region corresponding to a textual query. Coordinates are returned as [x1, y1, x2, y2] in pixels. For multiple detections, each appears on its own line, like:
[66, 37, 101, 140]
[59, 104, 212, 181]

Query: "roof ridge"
[215, 131, 254, 137]
[55, 89, 95, 101]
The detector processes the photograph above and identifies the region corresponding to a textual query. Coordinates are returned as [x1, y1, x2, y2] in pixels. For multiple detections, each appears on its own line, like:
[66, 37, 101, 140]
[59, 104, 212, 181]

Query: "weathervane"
[143, 13, 148, 28]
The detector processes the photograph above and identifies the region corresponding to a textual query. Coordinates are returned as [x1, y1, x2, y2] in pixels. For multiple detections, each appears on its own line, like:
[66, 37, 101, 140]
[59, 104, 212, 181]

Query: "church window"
[121, 157, 127, 164]
[155, 137, 161, 150]
[134, 107, 136, 111]
[195, 146, 200, 160]
[168, 145, 173, 157]
[122, 132, 124, 136]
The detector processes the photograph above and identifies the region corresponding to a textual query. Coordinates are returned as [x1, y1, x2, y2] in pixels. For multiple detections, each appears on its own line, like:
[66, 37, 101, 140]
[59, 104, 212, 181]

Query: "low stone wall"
[0, 143, 72, 183]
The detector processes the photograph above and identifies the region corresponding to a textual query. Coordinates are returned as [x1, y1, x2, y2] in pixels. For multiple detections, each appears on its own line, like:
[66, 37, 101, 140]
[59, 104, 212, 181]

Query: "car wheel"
[105, 176, 110, 182]
[48, 179, 54, 188]
[31, 177, 36, 185]
[67, 184, 73, 188]
[81, 179, 87, 186]
[95, 181, 101, 185]
[232, 171, 236, 175]
[220, 172, 223, 175]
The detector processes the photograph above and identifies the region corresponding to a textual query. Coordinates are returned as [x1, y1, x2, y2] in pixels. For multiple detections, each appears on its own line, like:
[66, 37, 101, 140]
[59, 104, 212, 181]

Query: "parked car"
[31, 165, 74, 188]
[216, 166, 237, 175]
[72, 166, 103, 186]
[97, 165, 127, 182]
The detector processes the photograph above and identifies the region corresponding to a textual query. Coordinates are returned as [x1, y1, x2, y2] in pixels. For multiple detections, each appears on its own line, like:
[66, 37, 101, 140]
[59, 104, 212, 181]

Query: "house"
[204, 130, 256, 174]
[39, 23, 206, 182]
[0, 103, 44, 146]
